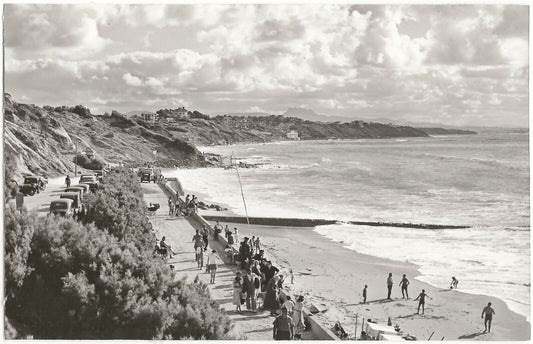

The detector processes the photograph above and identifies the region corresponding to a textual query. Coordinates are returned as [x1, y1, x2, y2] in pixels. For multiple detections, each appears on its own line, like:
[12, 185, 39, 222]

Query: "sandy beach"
[217, 222, 530, 340]
[161, 167, 530, 340]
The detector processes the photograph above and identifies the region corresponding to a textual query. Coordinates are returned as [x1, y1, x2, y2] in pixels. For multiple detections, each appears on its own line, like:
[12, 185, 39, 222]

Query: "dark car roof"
[51, 199, 73, 205]
[60, 192, 80, 197]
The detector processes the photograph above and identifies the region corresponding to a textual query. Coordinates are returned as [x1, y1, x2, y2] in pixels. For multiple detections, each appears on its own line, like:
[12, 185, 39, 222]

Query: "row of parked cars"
[49, 173, 102, 216]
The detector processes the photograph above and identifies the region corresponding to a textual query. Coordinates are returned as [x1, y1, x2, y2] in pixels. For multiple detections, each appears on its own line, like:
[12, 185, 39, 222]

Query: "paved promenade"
[141, 183, 309, 340]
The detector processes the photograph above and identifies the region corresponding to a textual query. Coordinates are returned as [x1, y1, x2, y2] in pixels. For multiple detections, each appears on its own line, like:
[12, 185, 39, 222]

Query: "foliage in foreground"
[4, 168, 232, 339]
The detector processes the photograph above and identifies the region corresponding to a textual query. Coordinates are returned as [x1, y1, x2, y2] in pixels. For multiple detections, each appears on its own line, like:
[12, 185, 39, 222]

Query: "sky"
[3, 4, 529, 127]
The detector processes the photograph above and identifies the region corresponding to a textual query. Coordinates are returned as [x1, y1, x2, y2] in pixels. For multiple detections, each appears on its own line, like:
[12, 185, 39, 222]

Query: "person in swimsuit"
[482, 302, 495, 333]
[450, 276, 459, 289]
[414, 289, 432, 314]
[399, 274, 410, 299]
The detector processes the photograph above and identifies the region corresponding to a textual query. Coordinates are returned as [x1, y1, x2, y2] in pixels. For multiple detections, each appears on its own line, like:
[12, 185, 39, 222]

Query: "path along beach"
[162, 171, 530, 341]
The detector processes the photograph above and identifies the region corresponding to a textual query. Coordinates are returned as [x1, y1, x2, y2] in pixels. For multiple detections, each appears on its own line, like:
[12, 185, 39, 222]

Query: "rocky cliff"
[4, 94, 206, 180]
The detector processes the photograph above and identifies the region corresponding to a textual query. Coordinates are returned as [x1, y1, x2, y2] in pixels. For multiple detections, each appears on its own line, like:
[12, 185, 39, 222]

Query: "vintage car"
[19, 175, 47, 196]
[65, 186, 85, 200]
[73, 183, 91, 193]
[140, 172, 154, 183]
[49, 199, 74, 216]
[79, 175, 98, 192]
[60, 192, 81, 210]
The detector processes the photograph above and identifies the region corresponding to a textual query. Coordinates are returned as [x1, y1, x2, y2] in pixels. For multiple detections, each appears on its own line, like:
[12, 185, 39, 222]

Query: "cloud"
[3, 4, 529, 127]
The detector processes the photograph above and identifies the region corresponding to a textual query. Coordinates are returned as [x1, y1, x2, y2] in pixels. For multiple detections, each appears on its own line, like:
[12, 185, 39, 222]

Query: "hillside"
[157, 114, 428, 146]
[4, 95, 430, 178]
[4, 94, 207, 180]
[417, 127, 477, 136]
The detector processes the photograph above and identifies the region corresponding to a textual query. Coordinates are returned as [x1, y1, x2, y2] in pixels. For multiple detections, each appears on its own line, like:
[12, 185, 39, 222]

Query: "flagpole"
[232, 152, 250, 228]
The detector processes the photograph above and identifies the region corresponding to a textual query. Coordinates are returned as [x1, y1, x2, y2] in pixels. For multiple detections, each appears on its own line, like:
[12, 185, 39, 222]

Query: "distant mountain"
[224, 112, 272, 117]
[282, 108, 352, 122]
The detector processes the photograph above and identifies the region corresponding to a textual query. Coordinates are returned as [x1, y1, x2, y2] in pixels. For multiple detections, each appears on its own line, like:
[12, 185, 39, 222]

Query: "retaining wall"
[158, 179, 339, 341]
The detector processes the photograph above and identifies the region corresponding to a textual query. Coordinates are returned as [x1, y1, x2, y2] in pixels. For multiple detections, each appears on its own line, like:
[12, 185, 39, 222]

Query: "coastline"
[168, 167, 530, 340]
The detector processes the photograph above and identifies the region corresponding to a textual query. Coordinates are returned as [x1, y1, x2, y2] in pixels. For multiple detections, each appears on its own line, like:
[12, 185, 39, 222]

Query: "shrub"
[74, 154, 104, 170]
[5, 186, 232, 339]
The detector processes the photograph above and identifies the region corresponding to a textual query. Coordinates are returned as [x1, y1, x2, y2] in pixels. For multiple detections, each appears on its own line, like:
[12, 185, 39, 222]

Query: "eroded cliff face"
[3, 94, 206, 179]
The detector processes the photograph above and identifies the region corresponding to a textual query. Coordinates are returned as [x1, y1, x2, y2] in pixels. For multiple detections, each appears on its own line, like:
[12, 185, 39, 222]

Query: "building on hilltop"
[176, 107, 188, 118]
[142, 113, 158, 123]
[287, 130, 300, 140]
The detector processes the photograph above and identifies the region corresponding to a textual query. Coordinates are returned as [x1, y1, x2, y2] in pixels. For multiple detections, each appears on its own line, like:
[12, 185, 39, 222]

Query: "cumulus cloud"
[3, 4, 529, 127]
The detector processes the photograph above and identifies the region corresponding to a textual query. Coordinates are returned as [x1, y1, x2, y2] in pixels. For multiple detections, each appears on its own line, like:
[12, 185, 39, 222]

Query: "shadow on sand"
[458, 331, 486, 339]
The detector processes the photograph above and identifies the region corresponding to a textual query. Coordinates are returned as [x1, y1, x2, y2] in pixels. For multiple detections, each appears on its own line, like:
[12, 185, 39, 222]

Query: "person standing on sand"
[414, 289, 432, 314]
[387, 273, 393, 300]
[207, 249, 220, 284]
[65, 175, 71, 187]
[362, 285, 368, 304]
[293, 296, 305, 338]
[264, 275, 281, 316]
[233, 272, 243, 313]
[450, 277, 459, 289]
[234, 228, 240, 243]
[399, 274, 410, 299]
[255, 237, 261, 253]
[225, 225, 231, 239]
[192, 230, 204, 259]
[214, 221, 223, 240]
[243, 268, 259, 311]
[273, 307, 294, 340]
[482, 302, 495, 333]
[202, 226, 209, 250]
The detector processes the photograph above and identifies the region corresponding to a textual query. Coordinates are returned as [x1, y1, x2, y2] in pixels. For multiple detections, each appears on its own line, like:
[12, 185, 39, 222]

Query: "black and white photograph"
[3, 3, 530, 340]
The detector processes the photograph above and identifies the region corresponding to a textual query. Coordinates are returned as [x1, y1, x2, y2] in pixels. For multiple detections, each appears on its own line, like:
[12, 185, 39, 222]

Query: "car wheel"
[29, 189, 35, 196]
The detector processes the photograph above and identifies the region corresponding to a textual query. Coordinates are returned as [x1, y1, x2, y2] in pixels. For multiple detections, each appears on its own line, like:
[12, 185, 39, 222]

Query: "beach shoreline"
[166, 167, 530, 340]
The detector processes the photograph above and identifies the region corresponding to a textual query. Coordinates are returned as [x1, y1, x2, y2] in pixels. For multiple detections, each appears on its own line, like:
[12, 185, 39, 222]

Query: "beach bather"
[451, 276, 459, 289]
[387, 273, 393, 300]
[399, 274, 410, 298]
[362, 285, 368, 304]
[482, 302, 495, 333]
[207, 249, 220, 284]
[414, 289, 432, 314]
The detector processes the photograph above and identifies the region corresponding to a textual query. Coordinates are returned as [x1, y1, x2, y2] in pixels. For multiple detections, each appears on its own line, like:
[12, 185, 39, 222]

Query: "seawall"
[203, 215, 470, 230]
[159, 179, 340, 340]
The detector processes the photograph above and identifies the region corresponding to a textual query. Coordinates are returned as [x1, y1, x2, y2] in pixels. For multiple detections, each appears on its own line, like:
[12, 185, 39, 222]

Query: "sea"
[166, 129, 530, 320]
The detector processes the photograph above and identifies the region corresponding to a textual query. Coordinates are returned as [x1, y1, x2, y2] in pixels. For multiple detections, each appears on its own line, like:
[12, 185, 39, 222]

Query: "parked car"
[19, 175, 46, 196]
[60, 192, 81, 211]
[65, 186, 85, 200]
[73, 183, 91, 193]
[79, 175, 98, 192]
[140, 172, 154, 183]
[49, 199, 74, 216]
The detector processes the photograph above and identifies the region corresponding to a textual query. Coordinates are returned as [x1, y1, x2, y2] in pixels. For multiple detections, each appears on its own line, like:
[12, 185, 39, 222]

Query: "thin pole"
[354, 313, 358, 340]
[235, 166, 250, 228]
[74, 142, 78, 177]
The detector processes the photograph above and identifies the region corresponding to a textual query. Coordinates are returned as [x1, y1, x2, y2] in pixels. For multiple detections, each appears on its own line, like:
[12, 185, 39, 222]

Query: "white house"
[287, 130, 299, 140]
[176, 107, 187, 118]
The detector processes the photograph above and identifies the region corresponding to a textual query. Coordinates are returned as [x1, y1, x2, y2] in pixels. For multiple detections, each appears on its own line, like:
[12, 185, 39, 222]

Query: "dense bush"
[4, 169, 232, 339]
[74, 154, 104, 170]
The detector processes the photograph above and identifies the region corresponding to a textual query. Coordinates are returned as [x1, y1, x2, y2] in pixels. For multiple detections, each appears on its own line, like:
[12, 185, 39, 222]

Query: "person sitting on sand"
[414, 289, 432, 314]
[399, 274, 410, 299]
[387, 273, 393, 300]
[482, 302, 495, 333]
[273, 307, 294, 340]
[450, 276, 459, 289]
[362, 285, 368, 304]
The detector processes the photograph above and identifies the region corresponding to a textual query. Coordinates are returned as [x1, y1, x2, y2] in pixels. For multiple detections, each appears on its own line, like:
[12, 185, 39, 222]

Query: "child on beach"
[414, 289, 432, 315]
